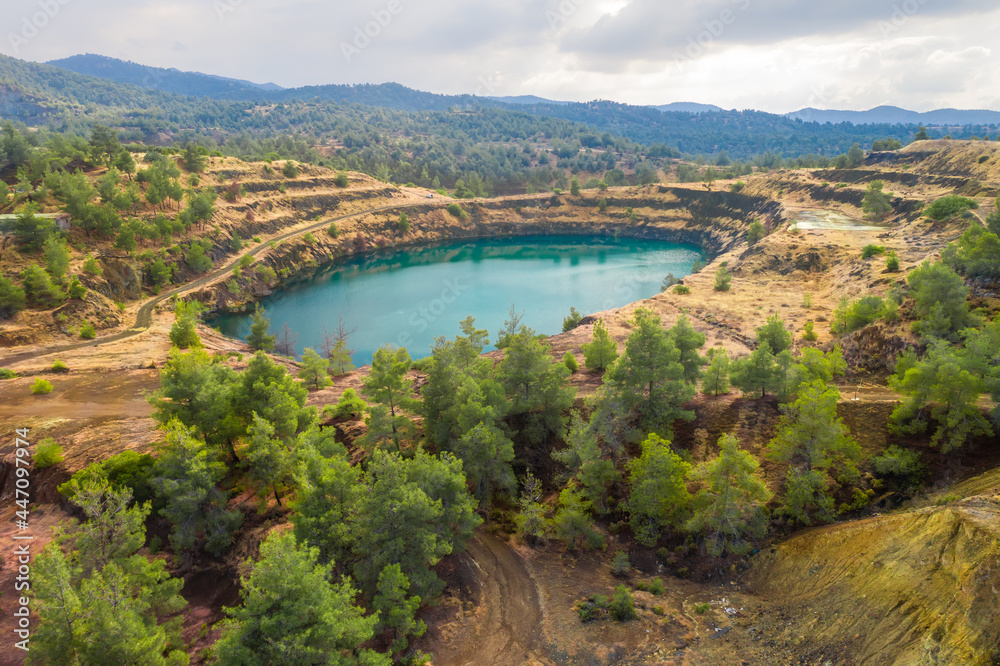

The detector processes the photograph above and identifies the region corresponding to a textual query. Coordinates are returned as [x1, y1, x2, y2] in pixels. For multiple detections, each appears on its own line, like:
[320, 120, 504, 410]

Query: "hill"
[46, 53, 283, 97]
[787, 105, 1000, 126]
[32, 54, 977, 159]
[652, 102, 724, 113]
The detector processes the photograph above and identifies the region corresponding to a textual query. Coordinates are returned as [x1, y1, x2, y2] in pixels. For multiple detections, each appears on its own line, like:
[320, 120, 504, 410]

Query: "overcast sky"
[4, 0, 999, 112]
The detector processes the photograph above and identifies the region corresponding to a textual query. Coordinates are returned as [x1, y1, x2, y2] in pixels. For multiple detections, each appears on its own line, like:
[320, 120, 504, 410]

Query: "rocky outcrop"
[92, 257, 144, 301]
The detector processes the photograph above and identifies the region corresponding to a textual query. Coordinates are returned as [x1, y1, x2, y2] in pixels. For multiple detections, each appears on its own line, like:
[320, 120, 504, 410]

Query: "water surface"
[211, 235, 703, 365]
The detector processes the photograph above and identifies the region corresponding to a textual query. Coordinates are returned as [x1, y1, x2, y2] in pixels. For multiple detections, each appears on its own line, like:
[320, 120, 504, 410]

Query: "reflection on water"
[210, 235, 703, 366]
[794, 210, 886, 231]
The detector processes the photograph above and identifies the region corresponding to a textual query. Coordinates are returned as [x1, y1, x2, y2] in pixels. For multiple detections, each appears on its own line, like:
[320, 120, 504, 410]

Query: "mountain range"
[40, 55, 1000, 127]
[786, 105, 1000, 126]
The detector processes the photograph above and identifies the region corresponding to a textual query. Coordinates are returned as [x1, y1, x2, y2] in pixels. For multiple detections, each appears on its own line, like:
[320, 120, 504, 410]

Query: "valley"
[1, 132, 998, 665]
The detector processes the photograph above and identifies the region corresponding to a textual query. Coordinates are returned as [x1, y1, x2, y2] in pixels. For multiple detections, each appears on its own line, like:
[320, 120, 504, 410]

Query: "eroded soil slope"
[744, 474, 1000, 665]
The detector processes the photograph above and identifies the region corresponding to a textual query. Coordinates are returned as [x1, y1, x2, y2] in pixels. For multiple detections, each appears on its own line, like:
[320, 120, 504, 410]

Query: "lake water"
[210, 235, 703, 366]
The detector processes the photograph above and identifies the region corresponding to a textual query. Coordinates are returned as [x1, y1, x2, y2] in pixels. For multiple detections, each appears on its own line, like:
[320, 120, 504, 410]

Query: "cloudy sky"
[3, 0, 999, 112]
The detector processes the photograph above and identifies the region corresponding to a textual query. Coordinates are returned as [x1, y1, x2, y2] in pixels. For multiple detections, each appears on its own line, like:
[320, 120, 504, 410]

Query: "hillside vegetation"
[0, 77, 999, 664]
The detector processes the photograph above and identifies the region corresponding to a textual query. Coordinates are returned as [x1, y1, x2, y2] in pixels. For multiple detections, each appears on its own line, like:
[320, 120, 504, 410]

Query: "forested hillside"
[36, 54, 1000, 164]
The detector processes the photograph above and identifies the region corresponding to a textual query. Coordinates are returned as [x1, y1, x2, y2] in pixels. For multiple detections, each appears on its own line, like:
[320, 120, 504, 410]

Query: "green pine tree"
[626, 433, 692, 547]
[687, 434, 772, 556]
[246, 304, 276, 352]
[602, 307, 694, 438]
[298, 347, 333, 389]
[701, 348, 731, 396]
[214, 530, 387, 666]
[582, 318, 619, 371]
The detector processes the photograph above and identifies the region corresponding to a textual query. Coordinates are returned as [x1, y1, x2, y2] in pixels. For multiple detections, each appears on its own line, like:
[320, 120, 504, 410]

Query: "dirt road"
[430, 532, 550, 666]
[0, 202, 425, 367]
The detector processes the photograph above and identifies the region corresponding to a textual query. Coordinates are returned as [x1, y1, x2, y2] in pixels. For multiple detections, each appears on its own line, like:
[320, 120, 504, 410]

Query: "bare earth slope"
[744, 473, 1000, 665]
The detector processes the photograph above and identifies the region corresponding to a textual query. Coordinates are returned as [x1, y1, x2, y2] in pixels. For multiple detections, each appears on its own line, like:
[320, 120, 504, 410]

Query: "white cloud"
[1, 0, 998, 112]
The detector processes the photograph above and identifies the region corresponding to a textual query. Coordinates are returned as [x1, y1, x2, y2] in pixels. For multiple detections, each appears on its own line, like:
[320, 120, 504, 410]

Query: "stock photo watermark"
[11, 427, 33, 652]
[7, 0, 73, 55]
[213, 0, 246, 21]
[341, 0, 404, 63]
[474, 72, 503, 97]
[547, 0, 586, 30]
[396, 277, 468, 347]
[877, 0, 930, 38]
[672, 0, 752, 67]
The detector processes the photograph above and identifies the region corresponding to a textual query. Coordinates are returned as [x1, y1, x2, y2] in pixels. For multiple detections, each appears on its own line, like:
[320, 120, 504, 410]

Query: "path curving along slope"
[0, 202, 425, 367]
[434, 532, 548, 666]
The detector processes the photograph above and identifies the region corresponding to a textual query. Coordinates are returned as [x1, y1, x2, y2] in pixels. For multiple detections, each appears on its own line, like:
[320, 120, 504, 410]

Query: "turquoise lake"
[210, 235, 703, 366]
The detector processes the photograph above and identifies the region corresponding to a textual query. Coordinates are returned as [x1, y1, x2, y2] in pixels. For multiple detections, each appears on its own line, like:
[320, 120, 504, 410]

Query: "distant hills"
[653, 102, 724, 114]
[491, 95, 569, 106]
[41, 55, 1000, 128]
[47, 54, 283, 98]
[785, 105, 1000, 126]
[3, 52, 997, 161]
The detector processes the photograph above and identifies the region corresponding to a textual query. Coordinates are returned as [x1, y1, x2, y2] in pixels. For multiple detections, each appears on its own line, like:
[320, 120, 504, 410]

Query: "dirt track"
[0, 202, 425, 367]
[431, 533, 550, 666]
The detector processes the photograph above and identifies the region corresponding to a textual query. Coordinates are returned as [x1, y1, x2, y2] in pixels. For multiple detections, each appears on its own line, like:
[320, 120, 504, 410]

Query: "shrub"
[673, 284, 691, 295]
[562, 306, 582, 332]
[31, 378, 53, 395]
[57, 450, 158, 506]
[941, 226, 1000, 278]
[862, 244, 886, 259]
[924, 195, 978, 221]
[0, 275, 27, 319]
[334, 172, 350, 187]
[608, 586, 637, 621]
[33, 438, 64, 468]
[21, 263, 65, 308]
[802, 292, 813, 308]
[324, 388, 368, 420]
[51, 359, 69, 373]
[713, 265, 732, 291]
[652, 606, 665, 616]
[186, 240, 213, 273]
[255, 265, 277, 283]
[885, 250, 900, 272]
[648, 577, 665, 595]
[327, 222, 339, 238]
[747, 219, 766, 246]
[397, 212, 410, 231]
[873, 445, 925, 482]
[831, 295, 887, 334]
[563, 351, 579, 373]
[576, 595, 609, 623]
[82, 254, 102, 275]
[446, 203, 468, 219]
[67, 277, 87, 299]
[79, 321, 96, 339]
[252, 236, 262, 243]
[693, 602, 710, 614]
[303, 232, 315, 244]
[283, 161, 299, 178]
[802, 321, 818, 341]
[935, 493, 961, 506]
[230, 235, 243, 252]
[0, 368, 16, 380]
[239, 254, 254, 269]
[611, 551, 631, 577]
